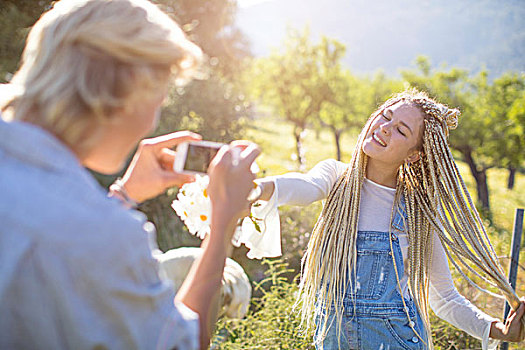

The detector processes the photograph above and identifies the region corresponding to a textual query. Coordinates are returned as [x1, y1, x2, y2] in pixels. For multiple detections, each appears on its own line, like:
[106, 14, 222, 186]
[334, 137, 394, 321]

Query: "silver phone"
[173, 140, 225, 175]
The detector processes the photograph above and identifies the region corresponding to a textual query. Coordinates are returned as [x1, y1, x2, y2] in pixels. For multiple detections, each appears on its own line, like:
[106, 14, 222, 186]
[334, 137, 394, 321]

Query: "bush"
[211, 259, 315, 350]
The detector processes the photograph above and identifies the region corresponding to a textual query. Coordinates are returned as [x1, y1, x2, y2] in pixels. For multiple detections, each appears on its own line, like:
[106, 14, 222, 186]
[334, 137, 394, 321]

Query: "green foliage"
[212, 259, 315, 350]
[487, 73, 525, 171]
[155, 0, 250, 79]
[250, 27, 341, 169]
[401, 56, 525, 211]
[0, 1, 53, 82]
[430, 311, 482, 349]
[158, 76, 249, 142]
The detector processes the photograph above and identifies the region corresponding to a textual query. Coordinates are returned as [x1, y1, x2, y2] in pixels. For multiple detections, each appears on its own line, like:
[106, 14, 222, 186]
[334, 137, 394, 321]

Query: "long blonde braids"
[297, 89, 523, 347]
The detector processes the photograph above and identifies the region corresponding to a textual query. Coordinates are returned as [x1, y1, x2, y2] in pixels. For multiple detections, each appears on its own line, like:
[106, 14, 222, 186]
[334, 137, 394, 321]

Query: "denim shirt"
[0, 118, 198, 350]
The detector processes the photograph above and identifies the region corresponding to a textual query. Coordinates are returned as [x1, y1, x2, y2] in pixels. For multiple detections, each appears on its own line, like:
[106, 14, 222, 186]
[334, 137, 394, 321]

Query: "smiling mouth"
[373, 134, 387, 147]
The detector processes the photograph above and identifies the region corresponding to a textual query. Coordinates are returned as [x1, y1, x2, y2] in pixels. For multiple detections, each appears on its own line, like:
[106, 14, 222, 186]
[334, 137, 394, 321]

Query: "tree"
[402, 58, 487, 209]
[321, 70, 405, 160]
[485, 73, 525, 190]
[156, 0, 250, 80]
[508, 90, 525, 189]
[251, 27, 337, 169]
[0, 1, 53, 82]
[402, 56, 525, 212]
[315, 38, 356, 161]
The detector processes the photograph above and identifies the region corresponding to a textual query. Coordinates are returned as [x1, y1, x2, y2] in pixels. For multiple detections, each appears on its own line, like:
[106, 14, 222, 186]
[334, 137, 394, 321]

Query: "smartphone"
[173, 140, 225, 175]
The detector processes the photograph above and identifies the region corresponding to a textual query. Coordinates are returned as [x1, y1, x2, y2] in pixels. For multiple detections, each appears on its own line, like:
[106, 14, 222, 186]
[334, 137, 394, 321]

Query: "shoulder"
[307, 159, 348, 186]
[309, 159, 347, 177]
[2, 159, 151, 259]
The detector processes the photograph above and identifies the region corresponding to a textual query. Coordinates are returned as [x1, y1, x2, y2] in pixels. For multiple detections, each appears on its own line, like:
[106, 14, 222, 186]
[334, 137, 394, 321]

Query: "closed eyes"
[380, 112, 407, 137]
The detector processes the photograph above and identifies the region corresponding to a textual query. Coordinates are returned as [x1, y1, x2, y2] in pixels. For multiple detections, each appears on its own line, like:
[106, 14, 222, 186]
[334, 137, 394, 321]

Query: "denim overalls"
[314, 200, 428, 350]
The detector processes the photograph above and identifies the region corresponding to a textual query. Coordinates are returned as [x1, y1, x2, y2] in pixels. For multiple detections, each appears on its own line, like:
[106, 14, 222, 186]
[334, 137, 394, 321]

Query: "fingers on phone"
[147, 131, 202, 148]
[229, 140, 253, 149]
[160, 148, 177, 170]
[211, 142, 259, 171]
[162, 171, 195, 188]
[209, 145, 232, 170]
[234, 143, 260, 168]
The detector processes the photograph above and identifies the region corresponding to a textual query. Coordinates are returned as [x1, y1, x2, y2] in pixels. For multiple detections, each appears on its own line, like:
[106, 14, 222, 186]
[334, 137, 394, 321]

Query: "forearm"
[175, 216, 235, 349]
[255, 160, 345, 206]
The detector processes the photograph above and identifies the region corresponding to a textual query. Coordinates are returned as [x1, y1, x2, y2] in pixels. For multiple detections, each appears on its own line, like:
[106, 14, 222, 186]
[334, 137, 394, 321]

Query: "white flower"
[171, 175, 212, 239]
[171, 175, 262, 243]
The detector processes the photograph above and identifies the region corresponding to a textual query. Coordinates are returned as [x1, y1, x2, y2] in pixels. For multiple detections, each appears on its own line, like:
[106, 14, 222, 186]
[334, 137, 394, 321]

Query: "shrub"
[212, 259, 315, 350]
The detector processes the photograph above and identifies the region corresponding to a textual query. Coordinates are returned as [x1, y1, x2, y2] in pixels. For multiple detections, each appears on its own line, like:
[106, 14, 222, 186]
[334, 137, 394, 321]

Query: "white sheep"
[157, 247, 252, 319]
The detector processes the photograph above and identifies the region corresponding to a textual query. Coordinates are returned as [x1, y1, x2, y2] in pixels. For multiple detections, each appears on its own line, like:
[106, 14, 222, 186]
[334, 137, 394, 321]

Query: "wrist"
[257, 179, 275, 201]
[108, 178, 138, 208]
[489, 321, 507, 340]
[209, 207, 238, 247]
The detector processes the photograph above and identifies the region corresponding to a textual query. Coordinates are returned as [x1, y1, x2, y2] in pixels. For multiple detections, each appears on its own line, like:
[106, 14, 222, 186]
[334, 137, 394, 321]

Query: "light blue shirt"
[0, 118, 198, 350]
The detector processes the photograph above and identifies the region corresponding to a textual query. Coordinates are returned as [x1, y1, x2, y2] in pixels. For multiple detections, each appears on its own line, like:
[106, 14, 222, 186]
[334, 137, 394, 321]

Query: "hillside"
[237, 0, 525, 76]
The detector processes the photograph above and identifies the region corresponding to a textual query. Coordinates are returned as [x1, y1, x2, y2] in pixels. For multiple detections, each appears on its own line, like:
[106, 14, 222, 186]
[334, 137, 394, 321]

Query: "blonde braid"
[296, 89, 523, 347]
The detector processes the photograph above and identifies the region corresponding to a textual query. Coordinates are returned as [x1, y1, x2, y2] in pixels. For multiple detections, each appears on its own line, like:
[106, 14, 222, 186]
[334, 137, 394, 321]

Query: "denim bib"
[314, 201, 428, 349]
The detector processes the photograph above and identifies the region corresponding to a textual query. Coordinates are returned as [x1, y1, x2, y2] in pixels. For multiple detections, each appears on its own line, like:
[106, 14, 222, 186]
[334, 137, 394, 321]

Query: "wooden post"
[500, 208, 524, 350]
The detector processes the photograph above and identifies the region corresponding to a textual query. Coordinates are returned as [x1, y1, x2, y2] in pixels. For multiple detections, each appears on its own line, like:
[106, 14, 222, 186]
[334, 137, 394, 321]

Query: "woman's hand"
[490, 298, 525, 342]
[119, 131, 202, 203]
[254, 179, 275, 202]
[206, 141, 260, 244]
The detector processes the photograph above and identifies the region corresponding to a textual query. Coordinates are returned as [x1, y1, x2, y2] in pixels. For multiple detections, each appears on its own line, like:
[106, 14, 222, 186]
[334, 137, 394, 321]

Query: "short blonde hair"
[1, 0, 201, 151]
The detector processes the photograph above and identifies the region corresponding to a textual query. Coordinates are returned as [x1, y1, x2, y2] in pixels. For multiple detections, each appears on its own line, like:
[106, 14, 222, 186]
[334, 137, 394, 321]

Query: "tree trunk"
[462, 149, 490, 211]
[333, 129, 342, 161]
[293, 127, 306, 171]
[507, 166, 516, 190]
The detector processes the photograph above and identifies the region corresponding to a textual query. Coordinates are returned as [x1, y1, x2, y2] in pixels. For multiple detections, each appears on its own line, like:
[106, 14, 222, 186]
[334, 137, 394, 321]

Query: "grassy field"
[238, 115, 525, 348]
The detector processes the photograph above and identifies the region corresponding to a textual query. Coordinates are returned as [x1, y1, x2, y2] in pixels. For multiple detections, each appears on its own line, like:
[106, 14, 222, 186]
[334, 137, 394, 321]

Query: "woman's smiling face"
[362, 101, 424, 168]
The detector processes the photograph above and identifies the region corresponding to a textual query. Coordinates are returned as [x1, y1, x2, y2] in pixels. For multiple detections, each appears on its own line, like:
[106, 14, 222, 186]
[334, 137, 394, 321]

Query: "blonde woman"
[254, 90, 524, 349]
[0, 0, 259, 349]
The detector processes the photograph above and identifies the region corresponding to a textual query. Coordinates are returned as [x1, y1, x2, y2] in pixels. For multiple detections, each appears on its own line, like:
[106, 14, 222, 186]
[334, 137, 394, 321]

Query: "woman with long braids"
[251, 89, 525, 349]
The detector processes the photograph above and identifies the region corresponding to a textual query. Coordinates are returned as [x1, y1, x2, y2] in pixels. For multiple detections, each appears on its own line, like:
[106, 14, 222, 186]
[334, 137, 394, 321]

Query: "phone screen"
[184, 144, 221, 173]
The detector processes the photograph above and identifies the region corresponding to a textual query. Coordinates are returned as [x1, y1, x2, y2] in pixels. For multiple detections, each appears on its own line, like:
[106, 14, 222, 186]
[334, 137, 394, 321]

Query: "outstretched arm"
[255, 159, 347, 205]
[429, 230, 525, 348]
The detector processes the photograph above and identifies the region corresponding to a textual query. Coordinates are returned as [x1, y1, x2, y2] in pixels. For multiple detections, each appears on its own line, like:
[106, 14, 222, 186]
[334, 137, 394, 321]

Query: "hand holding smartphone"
[173, 140, 224, 175]
[174, 140, 259, 175]
[174, 140, 261, 201]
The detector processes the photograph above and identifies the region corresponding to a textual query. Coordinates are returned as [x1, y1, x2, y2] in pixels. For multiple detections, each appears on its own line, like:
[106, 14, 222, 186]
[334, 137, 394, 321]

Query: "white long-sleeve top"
[242, 159, 499, 349]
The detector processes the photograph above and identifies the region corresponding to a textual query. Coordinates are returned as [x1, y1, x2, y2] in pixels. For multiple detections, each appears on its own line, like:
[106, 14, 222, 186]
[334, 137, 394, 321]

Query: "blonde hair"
[1, 0, 202, 153]
[298, 89, 522, 347]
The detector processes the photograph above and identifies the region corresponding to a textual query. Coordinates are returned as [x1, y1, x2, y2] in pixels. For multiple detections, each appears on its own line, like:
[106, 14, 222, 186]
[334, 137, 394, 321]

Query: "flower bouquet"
[171, 175, 262, 247]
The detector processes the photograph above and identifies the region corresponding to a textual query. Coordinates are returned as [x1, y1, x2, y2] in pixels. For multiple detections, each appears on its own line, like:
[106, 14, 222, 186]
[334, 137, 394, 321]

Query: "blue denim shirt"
[0, 118, 198, 350]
